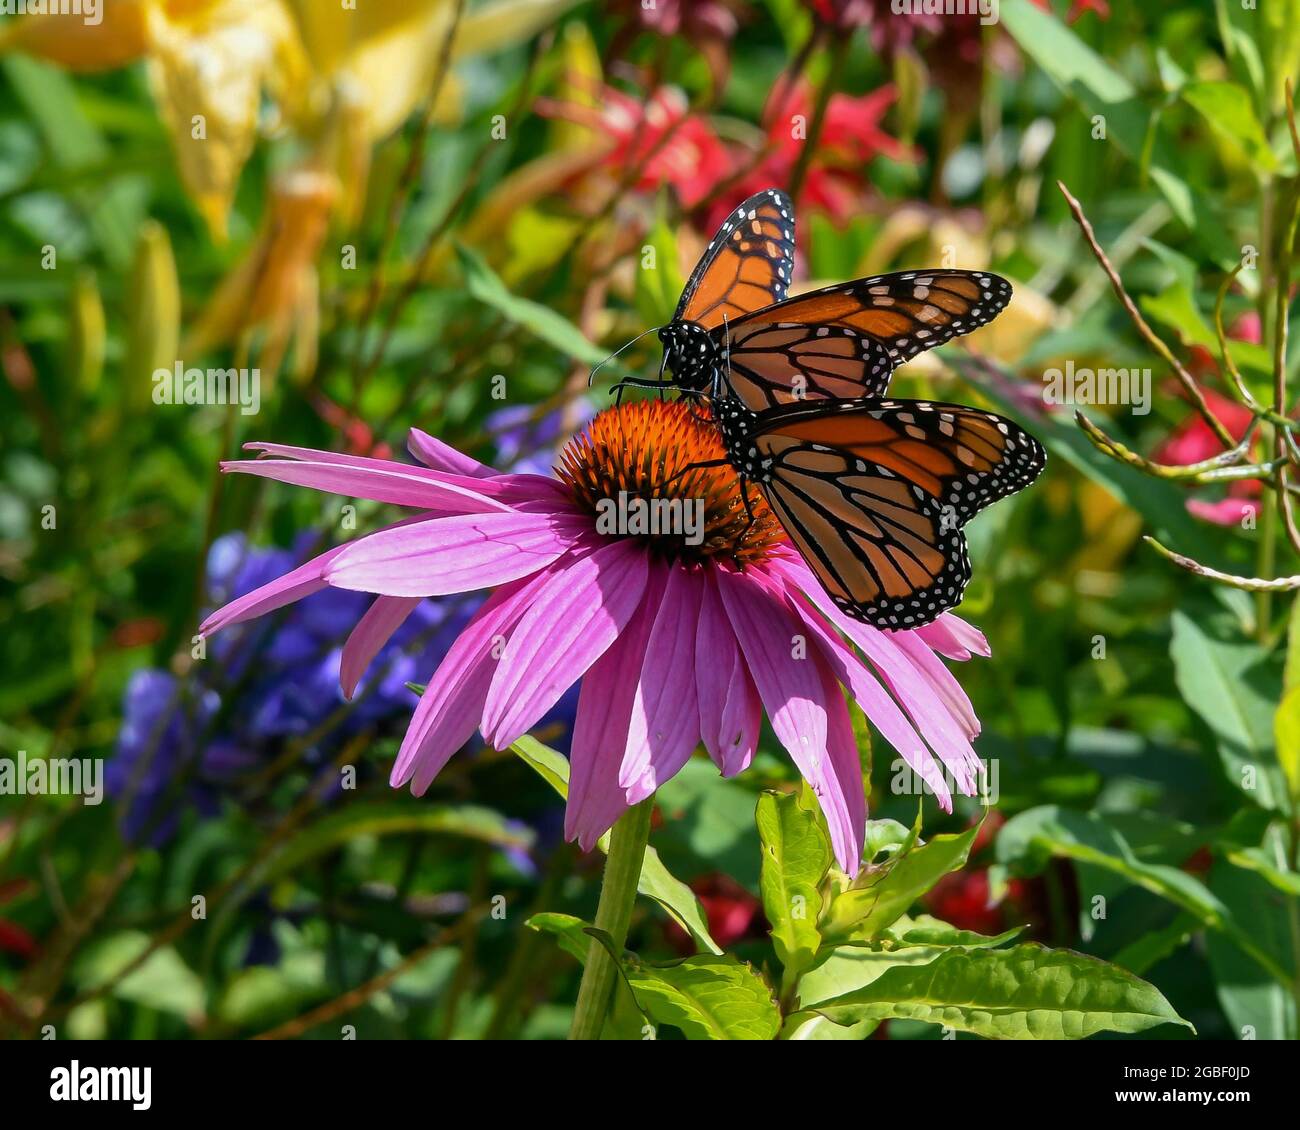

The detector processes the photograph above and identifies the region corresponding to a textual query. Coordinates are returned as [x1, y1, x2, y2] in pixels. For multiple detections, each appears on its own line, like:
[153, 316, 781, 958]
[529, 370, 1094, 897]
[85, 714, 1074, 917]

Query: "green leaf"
[756, 791, 831, 984]
[1274, 687, 1300, 806]
[510, 738, 721, 953]
[256, 802, 532, 888]
[74, 933, 204, 1021]
[806, 944, 1193, 1039]
[527, 912, 593, 965]
[882, 914, 1024, 949]
[510, 733, 572, 797]
[824, 822, 980, 941]
[1171, 603, 1286, 810]
[995, 806, 1290, 983]
[998, 0, 1234, 263]
[1225, 845, 1300, 896]
[616, 949, 782, 1040]
[1182, 81, 1278, 172]
[456, 243, 606, 366]
[633, 211, 686, 328]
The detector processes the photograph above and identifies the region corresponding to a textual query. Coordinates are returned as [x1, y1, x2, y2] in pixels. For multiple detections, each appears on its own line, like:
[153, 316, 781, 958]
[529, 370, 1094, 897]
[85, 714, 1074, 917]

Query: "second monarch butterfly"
[621, 187, 1045, 629]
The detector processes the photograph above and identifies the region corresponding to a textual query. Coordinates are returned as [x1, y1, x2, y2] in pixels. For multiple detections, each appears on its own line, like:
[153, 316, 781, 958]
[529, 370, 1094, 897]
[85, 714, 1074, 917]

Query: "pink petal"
[814, 653, 867, 873]
[915, 613, 990, 660]
[1189, 497, 1259, 525]
[393, 576, 544, 793]
[695, 571, 761, 776]
[407, 428, 498, 477]
[621, 565, 703, 799]
[774, 558, 982, 796]
[481, 539, 648, 748]
[199, 513, 438, 636]
[715, 567, 868, 863]
[326, 510, 587, 597]
[890, 629, 981, 740]
[565, 569, 667, 850]
[223, 457, 512, 513]
[199, 542, 345, 637]
[773, 575, 953, 811]
[340, 595, 424, 699]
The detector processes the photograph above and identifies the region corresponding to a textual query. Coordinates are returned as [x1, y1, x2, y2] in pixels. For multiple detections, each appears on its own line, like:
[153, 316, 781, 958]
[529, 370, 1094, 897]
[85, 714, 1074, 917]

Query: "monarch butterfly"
[641, 187, 1045, 629]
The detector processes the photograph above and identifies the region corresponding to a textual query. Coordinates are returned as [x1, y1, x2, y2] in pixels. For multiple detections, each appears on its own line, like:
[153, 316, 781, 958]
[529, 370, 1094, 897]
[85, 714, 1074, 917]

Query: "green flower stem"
[568, 798, 654, 1040]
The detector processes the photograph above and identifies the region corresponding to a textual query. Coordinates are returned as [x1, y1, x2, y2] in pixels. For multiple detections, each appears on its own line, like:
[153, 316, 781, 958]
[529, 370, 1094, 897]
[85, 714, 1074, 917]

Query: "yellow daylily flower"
[182, 167, 336, 380]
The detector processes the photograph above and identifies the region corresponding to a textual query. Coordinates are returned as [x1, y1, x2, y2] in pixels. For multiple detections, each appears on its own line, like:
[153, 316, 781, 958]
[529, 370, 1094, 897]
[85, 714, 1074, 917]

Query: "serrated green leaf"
[618, 950, 782, 1041]
[527, 912, 593, 964]
[806, 944, 1193, 1039]
[824, 822, 980, 941]
[882, 914, 1024, 949]
[756, 791, 831, 985]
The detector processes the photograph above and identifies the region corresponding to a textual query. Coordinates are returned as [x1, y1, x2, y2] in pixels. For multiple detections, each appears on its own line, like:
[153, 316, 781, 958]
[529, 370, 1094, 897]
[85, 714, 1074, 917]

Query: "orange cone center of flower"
[557, 400, 785, 565]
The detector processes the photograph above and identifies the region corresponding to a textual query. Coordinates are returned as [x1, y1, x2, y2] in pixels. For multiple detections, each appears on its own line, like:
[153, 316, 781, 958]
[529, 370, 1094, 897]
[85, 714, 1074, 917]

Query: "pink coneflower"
[200, 400, 988, 873]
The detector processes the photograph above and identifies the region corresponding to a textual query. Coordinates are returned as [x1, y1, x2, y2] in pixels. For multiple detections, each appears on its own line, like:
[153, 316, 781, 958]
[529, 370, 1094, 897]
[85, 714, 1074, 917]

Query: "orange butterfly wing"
[722, 321, 895, 410]
[753, 399, 1044, 628]
[725, 270, 1013, 369]
[676, 189, 796, 330]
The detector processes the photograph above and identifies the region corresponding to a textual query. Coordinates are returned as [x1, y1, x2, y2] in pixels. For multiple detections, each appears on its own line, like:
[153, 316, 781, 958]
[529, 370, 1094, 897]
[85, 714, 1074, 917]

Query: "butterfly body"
[645, 187, 1044, 628]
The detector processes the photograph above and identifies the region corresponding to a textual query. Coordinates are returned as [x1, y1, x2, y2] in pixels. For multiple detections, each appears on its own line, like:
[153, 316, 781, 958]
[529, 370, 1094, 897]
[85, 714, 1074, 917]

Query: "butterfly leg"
[738, 477, 757, 540]
[650, 458, 731, 494]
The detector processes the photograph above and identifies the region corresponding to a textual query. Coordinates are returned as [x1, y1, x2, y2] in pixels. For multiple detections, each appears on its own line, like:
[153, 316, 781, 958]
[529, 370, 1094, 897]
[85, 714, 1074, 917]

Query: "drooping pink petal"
[326, 510, 587, 597]
[565, 569, 667, 850]
[621, 565, 703, 800]
[715, 567, 866, 868]
[200, 514, 440, 636]
[695, 570, 761, 776]
[813, 652, 867, 873]
[403, 431, 574, 508]
[407, 429, 498, 477]
[890, 629, 981, 741]
[916, 613, 990, 660]
[223, 457, 512, 513]
[393, 575, 546, 793]
[771, 573, 953, 811]
[340, 595, 424, 700]
[199, 541, 346, 637]
[481, 539, 648, 748]
[774, 558, 982, 797]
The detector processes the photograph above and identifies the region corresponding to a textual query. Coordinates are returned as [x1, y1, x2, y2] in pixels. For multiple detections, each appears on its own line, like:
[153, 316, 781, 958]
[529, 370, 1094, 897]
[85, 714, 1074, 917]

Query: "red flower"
[924, 867, 1006, 936]
[708, 81, 914, 231]
[664, 873, 762, 954]
[1030, 0, 1110, 22]
[539, 85, 732, 209]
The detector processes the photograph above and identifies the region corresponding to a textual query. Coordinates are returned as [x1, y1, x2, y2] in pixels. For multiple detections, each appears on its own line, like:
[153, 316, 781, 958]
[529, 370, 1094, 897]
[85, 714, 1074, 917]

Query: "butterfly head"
[658, 320, 722, 395]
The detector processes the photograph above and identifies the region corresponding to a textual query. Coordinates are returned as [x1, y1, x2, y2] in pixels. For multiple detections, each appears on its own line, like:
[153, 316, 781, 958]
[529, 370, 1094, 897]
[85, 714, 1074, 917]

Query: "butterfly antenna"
[588, 326, 662, 388]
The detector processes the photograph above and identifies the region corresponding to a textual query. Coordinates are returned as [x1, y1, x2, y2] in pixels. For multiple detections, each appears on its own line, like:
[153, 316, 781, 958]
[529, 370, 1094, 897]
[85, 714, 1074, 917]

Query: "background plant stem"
[567, 799, 653, 1041]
